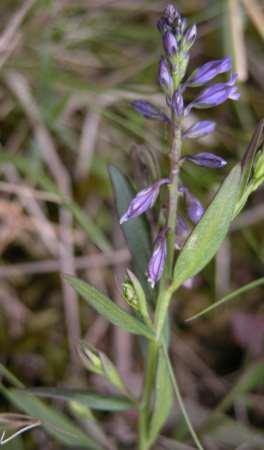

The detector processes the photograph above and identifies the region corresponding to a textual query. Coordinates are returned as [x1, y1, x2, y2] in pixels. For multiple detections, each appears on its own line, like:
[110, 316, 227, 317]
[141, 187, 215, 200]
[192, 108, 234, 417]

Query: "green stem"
[162, 345, 205, 450]
[138, 341, 159, 450]
[138, 115, 183, 450]
[166, 119, 182, 276]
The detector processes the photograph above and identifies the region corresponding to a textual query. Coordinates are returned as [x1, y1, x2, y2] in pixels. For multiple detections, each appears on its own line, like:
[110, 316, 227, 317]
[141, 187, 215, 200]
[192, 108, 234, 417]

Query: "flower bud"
[187, 56, 232, 87]
[185, 190, 204, 224]
[120, 178, 170, 224]
[78, 342, 103, 375]
[182, 277, 195, 289]
[131, 100, 169, 122]
[78, 342, 127, 393]
[187, 76, 240, 111]
[175, 215, 190, 249]
[158, 57, 173, 95]
[183, 24, 197, 50]
[186, 152, 227, 168]
[172, 89, 184, 116]
[164, 4, 179, 25]
[183, 120, 216, 139]
[163, 31, 178, 57]
[147, 228, 168, 288]
[122, 278, 140, 312]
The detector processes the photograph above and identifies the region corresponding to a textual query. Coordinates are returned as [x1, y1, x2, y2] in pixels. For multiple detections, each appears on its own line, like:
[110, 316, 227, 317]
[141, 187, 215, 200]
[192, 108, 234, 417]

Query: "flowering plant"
[1, 4, 263, 450]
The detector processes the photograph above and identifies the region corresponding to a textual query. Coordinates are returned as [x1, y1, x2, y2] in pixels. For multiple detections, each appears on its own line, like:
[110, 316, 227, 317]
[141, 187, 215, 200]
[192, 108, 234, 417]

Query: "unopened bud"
[163, 31, 178, 57]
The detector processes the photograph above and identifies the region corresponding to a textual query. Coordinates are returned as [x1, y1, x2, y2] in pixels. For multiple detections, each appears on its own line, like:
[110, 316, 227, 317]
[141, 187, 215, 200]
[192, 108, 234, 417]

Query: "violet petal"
[183, 120, 216, 139]
[120, 178, 170, 224]
[172, 90, 184, 116]
[186, 56, 232, 87]
[147, 228, 168, 288]
[131, 100, 169, 122]
[159, 57, 173, 94]
[186, 152, 227, 168]
[163, 31, 178, 57]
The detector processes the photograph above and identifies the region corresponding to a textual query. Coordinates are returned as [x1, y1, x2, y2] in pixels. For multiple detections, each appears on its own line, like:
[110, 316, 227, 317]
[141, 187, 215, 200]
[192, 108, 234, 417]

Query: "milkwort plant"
[1, 4, 264, 450]
[67, 4, 263, 450]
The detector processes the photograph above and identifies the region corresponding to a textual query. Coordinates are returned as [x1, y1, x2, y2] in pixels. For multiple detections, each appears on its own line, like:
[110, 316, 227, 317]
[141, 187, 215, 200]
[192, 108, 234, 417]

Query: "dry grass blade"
[5, 71, 80, 367]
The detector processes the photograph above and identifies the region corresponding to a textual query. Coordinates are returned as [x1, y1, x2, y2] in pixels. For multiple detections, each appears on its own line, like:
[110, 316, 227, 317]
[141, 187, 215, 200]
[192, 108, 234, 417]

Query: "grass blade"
[186, 277, 264, 322]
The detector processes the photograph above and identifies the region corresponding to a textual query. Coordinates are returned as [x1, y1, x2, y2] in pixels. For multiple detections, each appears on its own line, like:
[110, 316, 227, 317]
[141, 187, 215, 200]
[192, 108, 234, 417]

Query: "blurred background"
[0, 0, 263, 449]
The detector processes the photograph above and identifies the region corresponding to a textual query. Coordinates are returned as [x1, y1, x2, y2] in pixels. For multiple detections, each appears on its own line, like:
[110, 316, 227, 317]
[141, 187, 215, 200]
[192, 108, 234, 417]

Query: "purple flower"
[185, 190, 204, 224]
[120, 179, 170, 224]
[185, 152, 227, 168]
[183, 120, 216, 139]
[159, 57, 173, 95]
[183, 24, 197, 50]
[187, 75, 240, 111]
[175, 215, 190, 249]
[147, 228, 168, 288]
[163, 31, 178, 57]
[131, 100, 169, 122]
[172, 90, 184, 116]
[186, 56, 232, 87]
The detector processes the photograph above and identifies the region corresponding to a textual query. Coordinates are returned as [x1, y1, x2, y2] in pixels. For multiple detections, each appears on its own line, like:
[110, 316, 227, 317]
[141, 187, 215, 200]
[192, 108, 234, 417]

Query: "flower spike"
[120, 179, 170, 224]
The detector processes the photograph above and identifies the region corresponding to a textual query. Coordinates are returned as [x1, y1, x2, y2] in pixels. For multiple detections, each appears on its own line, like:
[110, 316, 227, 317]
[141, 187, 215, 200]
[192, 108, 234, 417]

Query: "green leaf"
[127, 270, 151, 326]
[234, 119, 264, 217]
[22, 388, 134, 412]
[240, 119, 264, 196]
[172, 164, 241, 291]
[109, 165, 152, 293]
[148, 350, 172, 445]
[65, 275, 154, 340]
[0, 385, 101, 449]
[186, 277, 264, 322]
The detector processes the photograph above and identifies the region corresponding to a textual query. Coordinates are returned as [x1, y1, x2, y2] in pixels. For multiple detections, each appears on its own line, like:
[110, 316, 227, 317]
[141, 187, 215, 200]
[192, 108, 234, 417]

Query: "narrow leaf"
[0, 385, 101, 449]
[65, 275, 154, 340]
[22, 389, 134, 412]
[240, 119, 264, 195]
[149, 350, 172, 445]
[186, 277, 264, 322]
[109, 165, 152, 294]
[172, 164, 241, 290]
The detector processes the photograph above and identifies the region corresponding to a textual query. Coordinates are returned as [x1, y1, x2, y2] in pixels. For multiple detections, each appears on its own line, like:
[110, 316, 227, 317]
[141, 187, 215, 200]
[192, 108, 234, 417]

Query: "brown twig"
[0, 248, 130, 278]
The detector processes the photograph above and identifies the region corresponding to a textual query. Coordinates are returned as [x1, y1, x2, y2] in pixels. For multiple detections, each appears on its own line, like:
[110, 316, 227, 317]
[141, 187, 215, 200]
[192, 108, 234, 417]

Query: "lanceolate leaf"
[240, 119, 264, 196]
[172, 164, 241, 290]
[21, 389, 134, 412]
[109, 165, 152, 293]
[0, 385, 101, 449]
[65, 275, 154, 340]
[149, 350, 172, 445]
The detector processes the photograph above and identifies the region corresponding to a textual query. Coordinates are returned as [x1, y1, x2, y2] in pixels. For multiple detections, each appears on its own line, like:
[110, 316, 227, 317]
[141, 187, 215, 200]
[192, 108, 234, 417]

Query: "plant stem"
[154, 114, 182, 341]
[166, 116, 182, 277]
[138, 114, 182, 450]
[138, 341, 159, 450]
